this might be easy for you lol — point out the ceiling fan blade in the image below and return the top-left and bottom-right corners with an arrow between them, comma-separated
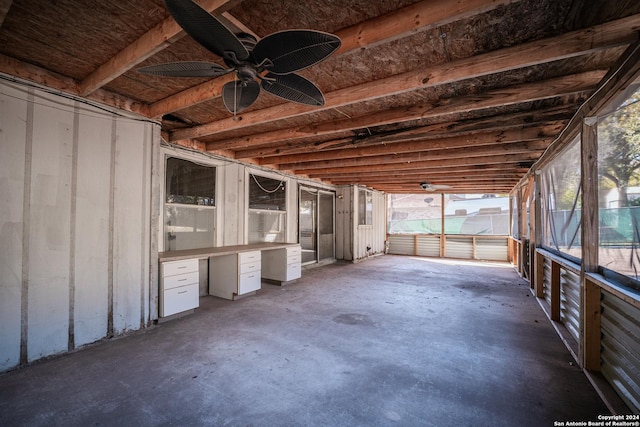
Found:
252,30 -> 341,75
222,80 -> 260,113
164,0 -> 249,62
137,62 -> 230,77
261,73 -> 325,106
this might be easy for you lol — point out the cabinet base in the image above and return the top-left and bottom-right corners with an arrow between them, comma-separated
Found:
262,278 -> 299,286
156,308 -> 195,323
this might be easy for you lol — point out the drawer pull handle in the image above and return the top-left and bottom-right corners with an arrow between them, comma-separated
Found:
248,275 -> 255,279
178,290 -> 187,294
178,278 -> 187,282
178,266 -> 187,269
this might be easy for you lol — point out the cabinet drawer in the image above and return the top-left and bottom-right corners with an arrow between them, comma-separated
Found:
286,246 -> 301,257
163,271 -> 199,291
162,259 -> 198,277
238,271 -> 261,295
286,254 -> 302,265
239,250 -> 261,264
286,262 -> 302,281
239,261 -> 260,275
161,283 -> 199,317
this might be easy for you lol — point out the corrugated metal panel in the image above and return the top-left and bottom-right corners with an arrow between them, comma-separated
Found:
446,237 -> 473,259
543,257 -> 552,306
416,236 -> 440,257
601,291 -> 640,413
560,267 -> 580,343
475,238 -> 508,261
388,235 -> 414,255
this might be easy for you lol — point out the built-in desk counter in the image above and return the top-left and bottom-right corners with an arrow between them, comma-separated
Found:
158,243 -> 302,316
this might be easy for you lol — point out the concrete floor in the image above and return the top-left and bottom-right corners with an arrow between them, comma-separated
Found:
1,255 -> 608,426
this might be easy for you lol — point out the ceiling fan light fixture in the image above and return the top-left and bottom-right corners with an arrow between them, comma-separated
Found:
137,0 -> 341,114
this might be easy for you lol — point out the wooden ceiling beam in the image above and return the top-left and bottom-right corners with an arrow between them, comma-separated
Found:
77,0 -> 237,96
278,140 -> 550,171
208,70 -> 601,152
233,107 -> 574,159
329,173 -> 525,182
174,14 -> 640,142
292,152 -> 540,176
0,53 -> 148,116
258,124 -> 562,166
311,165 -> 530,179
148,0 -> 514,117
371,186 -> 514,194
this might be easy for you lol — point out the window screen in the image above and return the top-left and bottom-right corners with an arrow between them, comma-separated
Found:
166,157 -> 216,206
249,174 -> 286,211
540,137 -> 582,258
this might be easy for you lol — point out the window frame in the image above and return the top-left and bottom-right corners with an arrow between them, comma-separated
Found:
161,152 -> 219,252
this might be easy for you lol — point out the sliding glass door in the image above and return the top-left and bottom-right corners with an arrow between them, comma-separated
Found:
299,187 -> 335,264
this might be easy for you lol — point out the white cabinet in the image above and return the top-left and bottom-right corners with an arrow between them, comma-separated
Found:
160,259 -> 199,317
209,250 -> 262,300
262,245 -> 302,283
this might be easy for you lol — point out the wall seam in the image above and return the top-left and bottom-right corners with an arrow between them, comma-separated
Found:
20,89 -> 34,365
68,103 -> 79,351
140,124 -> 149,328
107,116 -> 116,337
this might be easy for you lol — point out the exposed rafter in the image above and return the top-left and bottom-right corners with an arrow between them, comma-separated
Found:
173,14 -> 640,142
147,0 -> 516,117
77,0 -> 238,96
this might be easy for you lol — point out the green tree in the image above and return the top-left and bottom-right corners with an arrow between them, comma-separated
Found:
598,90 -> 640,208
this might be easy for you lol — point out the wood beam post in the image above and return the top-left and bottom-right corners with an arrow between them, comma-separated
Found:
580,117 -> 600,370
551,261 -> 561,321
535,251 -> 545,298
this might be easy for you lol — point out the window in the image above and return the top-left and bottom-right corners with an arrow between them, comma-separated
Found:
443,194 -> 510,235
358,188 -> 373,226
387,194 -> 442,234
540,136 -> 582,259
248,174 -> 287,243
164,157 -> 216,251
597,83 -> 640,282
510,194 -> 520,239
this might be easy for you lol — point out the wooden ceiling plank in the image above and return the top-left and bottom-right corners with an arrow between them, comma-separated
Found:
174,14 -> 640,142
209,71 -> 601,152
149,0 -> 514,117
78,0 -> 237,96
277,140 -> 550,171
257,124 -> 562,165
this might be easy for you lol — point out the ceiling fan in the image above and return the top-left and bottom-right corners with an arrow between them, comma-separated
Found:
420,182 -> 453,191
138,0 -> 341,114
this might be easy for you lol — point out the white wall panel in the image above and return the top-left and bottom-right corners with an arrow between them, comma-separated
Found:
27,92 -> 73,361
0,83 -> 28,371
113,119 -> 149,333
0,80 -> 156,372
222,162 -> 244,246
73,110 -> 112,346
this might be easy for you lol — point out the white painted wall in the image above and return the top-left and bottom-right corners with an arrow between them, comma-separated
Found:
335,186 -> 387,262
0,79 -> 156,371
0,79 -> 389,372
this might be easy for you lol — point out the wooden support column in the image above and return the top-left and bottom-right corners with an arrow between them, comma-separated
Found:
581,117 -> 600,370
551,261 -> 561,321
440,194 -> 445,258
535,252 -> 545,298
